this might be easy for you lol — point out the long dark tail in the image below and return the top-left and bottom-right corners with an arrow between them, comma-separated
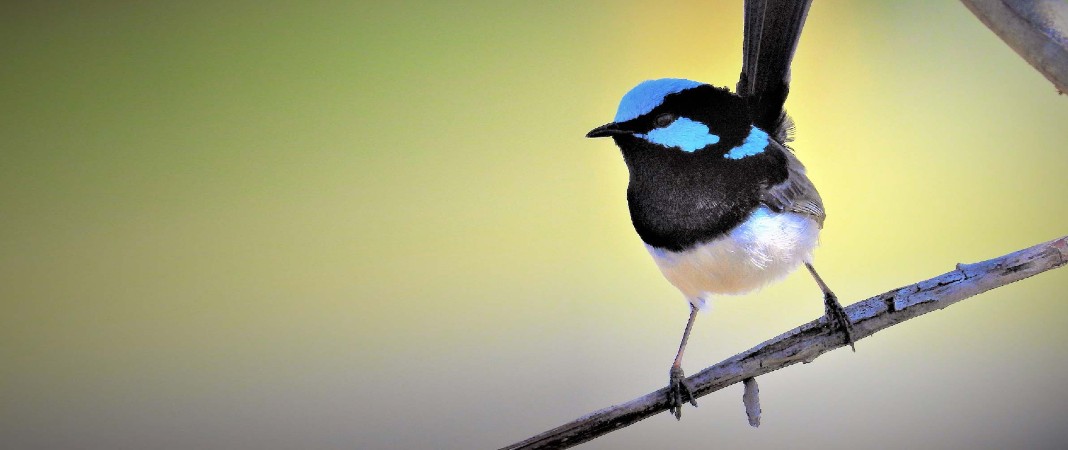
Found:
736,0 -> 813,141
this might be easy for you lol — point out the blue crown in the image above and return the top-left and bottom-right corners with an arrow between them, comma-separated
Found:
614,78 -> 703,122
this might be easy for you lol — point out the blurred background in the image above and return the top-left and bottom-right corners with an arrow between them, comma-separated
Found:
3,1 -> 1067,449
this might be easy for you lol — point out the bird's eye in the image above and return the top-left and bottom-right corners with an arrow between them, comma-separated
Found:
654,113 -> 676,127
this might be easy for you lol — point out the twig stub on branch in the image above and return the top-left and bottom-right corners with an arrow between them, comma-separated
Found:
500,236 -> 1068,450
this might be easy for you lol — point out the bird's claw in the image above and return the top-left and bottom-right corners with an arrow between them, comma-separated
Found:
668,366 -> 698,420
824,293 -> 856,351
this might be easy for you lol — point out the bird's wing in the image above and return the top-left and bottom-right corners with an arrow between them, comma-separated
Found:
736,0 -> 813,142
760,140 -> 826,227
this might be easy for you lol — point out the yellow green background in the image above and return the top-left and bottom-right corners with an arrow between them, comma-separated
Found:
3,1 -> 1067,448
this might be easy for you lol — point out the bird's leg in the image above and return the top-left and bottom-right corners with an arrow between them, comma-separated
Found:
668,303 -> 699,420
805,262 -> 855,351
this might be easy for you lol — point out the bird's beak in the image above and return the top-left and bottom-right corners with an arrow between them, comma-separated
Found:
586,122 -> 630,138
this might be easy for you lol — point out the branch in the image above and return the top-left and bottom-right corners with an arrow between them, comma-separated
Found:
960,0 -> 1068,93
501,236 -> 1068,450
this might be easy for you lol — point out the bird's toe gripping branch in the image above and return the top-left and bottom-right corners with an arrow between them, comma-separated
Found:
667,366 -> 698,420
824,292 -> 856,351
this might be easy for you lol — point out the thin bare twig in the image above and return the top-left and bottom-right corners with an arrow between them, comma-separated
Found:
501,236 -> 1068,450
960,0 -> 1068,93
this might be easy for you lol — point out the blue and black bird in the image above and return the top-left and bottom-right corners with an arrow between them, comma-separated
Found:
586,0 -> 854,419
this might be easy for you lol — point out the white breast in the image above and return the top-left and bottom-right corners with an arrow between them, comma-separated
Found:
646,206 -> 820,309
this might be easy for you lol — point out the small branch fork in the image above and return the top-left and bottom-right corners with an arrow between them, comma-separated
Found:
501,236 -> 1068,450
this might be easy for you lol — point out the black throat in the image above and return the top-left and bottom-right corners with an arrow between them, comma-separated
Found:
617,134 -> 788,252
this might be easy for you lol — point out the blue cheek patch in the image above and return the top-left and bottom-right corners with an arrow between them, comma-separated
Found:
724,127 -> 770,159
614,78 -> 703,122
637,118 -> 721,152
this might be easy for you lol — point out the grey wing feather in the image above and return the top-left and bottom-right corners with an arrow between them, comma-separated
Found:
760,140 -> 826,227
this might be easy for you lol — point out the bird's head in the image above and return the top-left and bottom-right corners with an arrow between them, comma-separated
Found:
587,78 -> 765,160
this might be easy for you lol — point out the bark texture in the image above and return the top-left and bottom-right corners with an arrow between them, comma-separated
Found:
501,236 -> 1068,450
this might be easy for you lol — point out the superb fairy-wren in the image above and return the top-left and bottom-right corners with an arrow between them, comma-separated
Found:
586,0 -> 854,419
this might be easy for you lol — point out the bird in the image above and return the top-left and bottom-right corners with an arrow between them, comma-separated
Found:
585,0 -> 854,420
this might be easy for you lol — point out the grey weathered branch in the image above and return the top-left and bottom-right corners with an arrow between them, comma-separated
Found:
501,236 -> 1068,450
960,0 -> 1068,93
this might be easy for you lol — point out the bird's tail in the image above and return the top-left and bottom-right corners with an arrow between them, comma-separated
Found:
736,0 -> 813,141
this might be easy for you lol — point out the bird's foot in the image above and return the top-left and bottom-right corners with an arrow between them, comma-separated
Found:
668,366 -> 698,420
824,292 -> 856,351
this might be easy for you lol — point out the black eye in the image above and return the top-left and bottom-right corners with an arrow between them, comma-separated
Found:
654,113 -> 676,127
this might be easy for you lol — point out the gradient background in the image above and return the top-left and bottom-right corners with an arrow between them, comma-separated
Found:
3,1 -> 1068,449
